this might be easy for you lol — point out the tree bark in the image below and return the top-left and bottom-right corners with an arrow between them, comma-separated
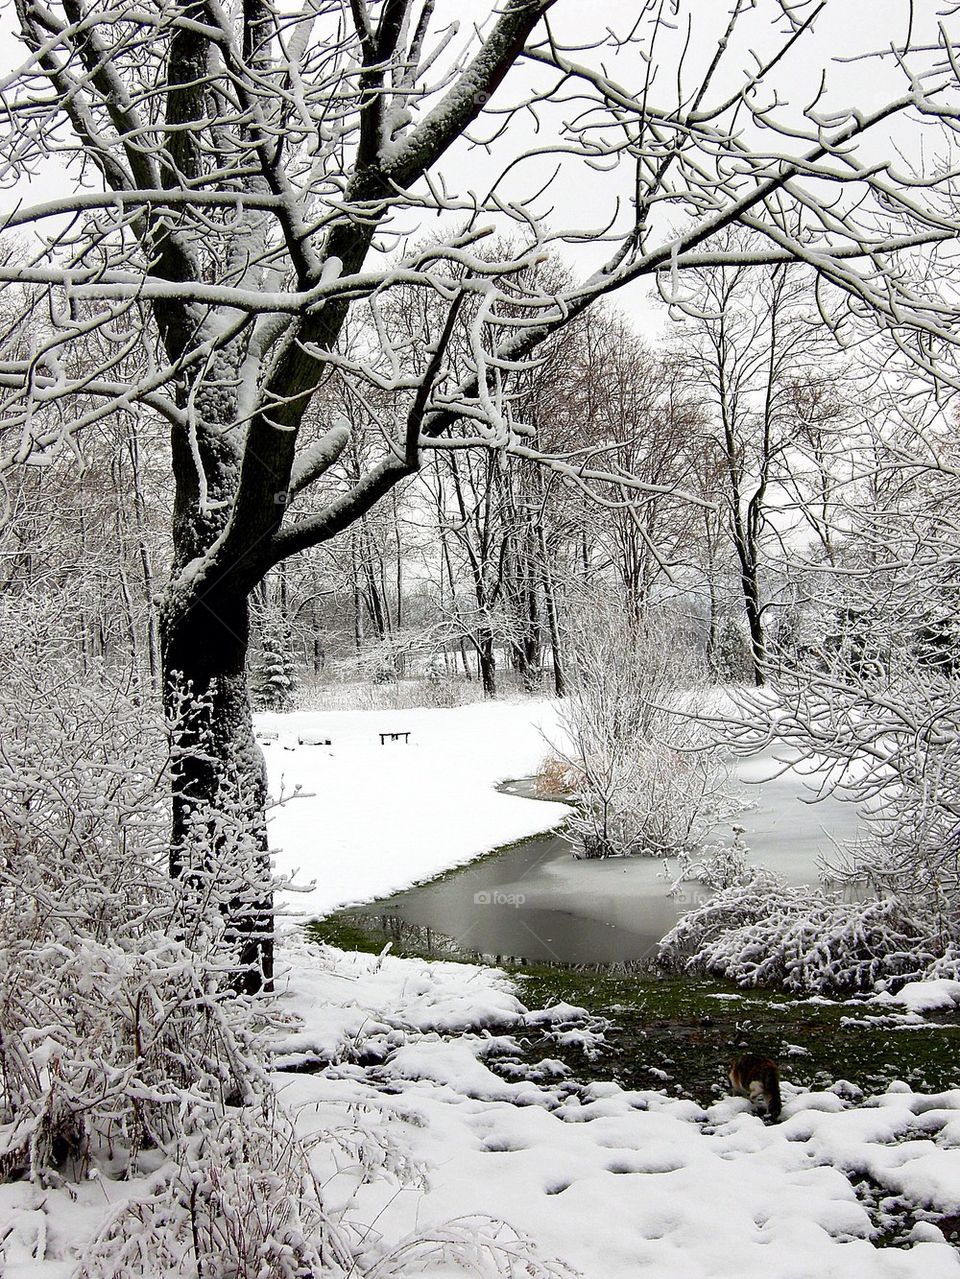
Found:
519,527 -> 541,691
741,565 -> 767,687
538,524 -> 564,696
161,585 -> 273,993
477,627 -> 497,697
125,420 -> 161,688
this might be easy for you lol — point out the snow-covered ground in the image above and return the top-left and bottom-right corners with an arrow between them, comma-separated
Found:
8,934 -> 960,1276
258,700 -> 569,915
6,699 -> 960,1277
254,701 -> 960,1275
273,938 -> 960,1279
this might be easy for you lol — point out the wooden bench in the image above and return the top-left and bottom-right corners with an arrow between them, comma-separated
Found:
379,731 -> 411,745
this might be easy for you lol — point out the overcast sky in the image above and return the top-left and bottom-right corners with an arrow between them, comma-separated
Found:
0,1 -> 954,340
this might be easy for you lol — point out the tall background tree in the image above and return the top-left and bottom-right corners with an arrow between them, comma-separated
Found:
673,249 -> 841,684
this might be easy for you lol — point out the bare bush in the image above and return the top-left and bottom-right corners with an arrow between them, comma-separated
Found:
659,871 -> 937,995
79,1100 -> 352,1279
671,827 -> 753,893
533,756 -> 576,800
556,597 -> 735,858
361,1216 -> 574,1279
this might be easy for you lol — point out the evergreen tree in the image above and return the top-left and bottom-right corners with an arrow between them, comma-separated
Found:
252,614 -> 295,712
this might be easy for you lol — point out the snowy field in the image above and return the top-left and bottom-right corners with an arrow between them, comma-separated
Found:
266,937 -> 960,1279
7,933 -> 960,1276
5,700 -> 960,1276
258,700 -> 570,915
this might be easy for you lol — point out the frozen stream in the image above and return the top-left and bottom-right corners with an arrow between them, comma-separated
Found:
337,749 -> 866,966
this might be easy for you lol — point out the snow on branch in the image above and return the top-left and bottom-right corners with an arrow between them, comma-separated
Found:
289,416 -> 351,494
3,0 -> 960,595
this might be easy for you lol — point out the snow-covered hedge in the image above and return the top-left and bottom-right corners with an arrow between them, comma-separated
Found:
659,870 -> 937,994
557,597 -> 735,858
0,665 -> 356,1276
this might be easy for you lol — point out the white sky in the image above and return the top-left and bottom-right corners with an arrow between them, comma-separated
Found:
0,1 -> 954,341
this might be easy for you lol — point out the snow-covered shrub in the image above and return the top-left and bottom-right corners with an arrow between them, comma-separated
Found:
711,615 -> 753,683
557,595 -> 735,858
0,664 -> 262,1178
0,932 -> 259,1181
0,687 -> 170,945
659,870 -> 935,994
251,610 -> 296,711
360,1216 -> 574,1279
567,733 -> 734,859
671,826 -> 752,891
660,867 -> 793,955
0,656 -> 361,1274
80,1099 -> 352,1279
916,942 -> 960,983
423,657 -> 463,707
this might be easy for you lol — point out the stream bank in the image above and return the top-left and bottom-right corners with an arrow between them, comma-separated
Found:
308,910 -> 960,1106
313,749 -> 868,971
307,754 -> 958,1104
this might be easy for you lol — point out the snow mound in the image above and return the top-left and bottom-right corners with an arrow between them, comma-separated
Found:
879,979 -> 960,1014
524,1001 -> 590,1026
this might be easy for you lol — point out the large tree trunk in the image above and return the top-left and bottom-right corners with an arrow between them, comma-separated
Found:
161,585 -> 273,993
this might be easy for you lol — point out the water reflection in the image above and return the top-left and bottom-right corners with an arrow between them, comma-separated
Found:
332,749 -> 866,967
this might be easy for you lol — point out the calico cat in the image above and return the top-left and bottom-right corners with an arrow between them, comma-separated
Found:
729,1054 -> 782,1121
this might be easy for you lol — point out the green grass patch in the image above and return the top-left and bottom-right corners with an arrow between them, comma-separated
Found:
308,909 -> 960,1106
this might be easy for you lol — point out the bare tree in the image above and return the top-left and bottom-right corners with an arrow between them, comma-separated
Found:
556,591 -> 734,859
673,252 -> 840,683
3,0 -> 960,986
734,396 -> 960,921
0,400 -> 167,681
